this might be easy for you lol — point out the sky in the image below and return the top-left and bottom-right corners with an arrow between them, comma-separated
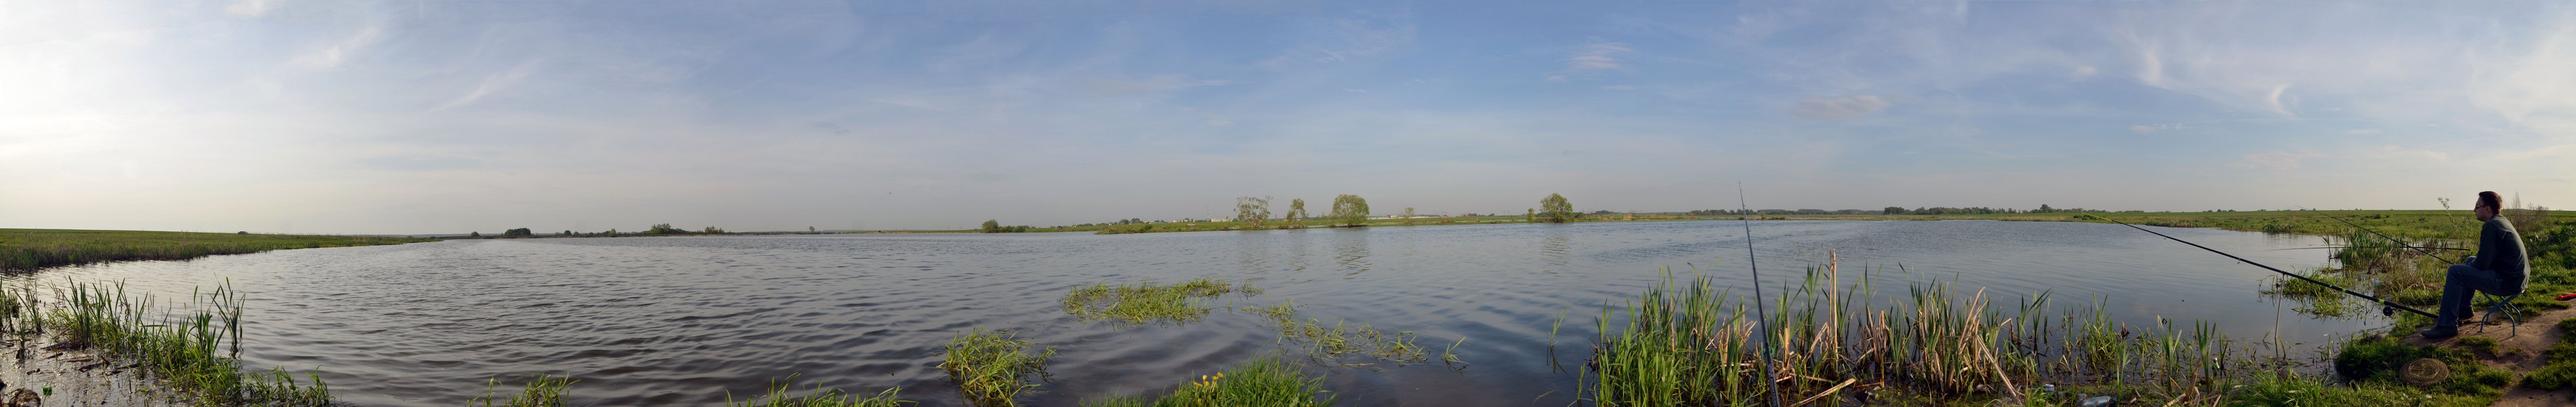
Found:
4,1 -> 2574,234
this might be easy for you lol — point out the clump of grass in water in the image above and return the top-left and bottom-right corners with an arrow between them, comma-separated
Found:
1061,277 -> 1246,325
725,374 -> 910,407
1075,357 -> 1333,407
1243,301 -> 1429,366
940,328 -> 1056,406
469,374 -> 577,407
2326,229 -> 2406,273
34,278 -> 334,406
2259,269 -> 2360,317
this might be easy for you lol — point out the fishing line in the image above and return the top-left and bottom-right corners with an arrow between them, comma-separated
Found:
2082,213 -> 2436,318
1736,182 -> 1786,407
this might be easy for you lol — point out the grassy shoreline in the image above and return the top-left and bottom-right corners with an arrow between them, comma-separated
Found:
1,229 -> 433,270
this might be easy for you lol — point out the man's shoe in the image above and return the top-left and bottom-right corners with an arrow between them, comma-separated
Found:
2420,326 -> 2459,339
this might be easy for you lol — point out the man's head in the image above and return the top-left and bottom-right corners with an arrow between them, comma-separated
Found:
2476,191 -> 2502,220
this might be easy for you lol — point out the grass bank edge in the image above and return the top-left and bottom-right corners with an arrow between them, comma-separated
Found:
0,229 -> 434,271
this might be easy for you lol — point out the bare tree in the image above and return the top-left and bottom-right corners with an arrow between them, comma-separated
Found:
1402,207 -> 1417,225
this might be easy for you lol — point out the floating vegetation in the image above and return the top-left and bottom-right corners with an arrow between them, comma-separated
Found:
0,229 -> 431,270
1580,257 -> 2493,406
940,328 -> 1056,406
1243,301 -> 1431,367
468,374 -> 577,407
725,374 -> 911,407
1075,357 -> 1333,407
1062,278 -> 1249,325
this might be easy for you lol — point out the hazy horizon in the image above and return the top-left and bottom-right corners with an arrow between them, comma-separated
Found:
7,1 -> 2573,235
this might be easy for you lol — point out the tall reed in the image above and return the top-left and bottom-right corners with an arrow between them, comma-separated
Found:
31,279 -> 332,406
1585,254 -> 2301,406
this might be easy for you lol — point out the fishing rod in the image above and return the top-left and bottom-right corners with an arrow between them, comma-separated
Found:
2267,246 -> 2466,252
1737,182 -> 1786,407
2082,213 -> 2436,318
2300,208 -> 2461,265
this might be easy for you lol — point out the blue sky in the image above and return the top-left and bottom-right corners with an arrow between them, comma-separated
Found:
4,1 -> 2573,233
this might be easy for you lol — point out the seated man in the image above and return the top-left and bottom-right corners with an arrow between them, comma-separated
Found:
2423,191 -> 2530,338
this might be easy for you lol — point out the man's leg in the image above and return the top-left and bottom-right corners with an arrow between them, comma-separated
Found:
2429,265 -> 2505,338
2440,265 -> 2472,327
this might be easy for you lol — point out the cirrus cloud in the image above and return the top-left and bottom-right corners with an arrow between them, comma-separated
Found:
1788,95 -> 1891,119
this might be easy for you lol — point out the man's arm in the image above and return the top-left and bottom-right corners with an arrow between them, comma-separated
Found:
2472,220 -> 2501,270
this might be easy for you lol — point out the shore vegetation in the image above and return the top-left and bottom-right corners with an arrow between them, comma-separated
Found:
0,229 -> 430,270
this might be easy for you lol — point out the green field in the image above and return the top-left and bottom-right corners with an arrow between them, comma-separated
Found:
0,229 -> 434,270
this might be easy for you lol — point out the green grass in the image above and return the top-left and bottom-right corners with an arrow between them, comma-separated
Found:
22,279 -> 334,406
939,329 -> 1056,406
1075,357 -> 1332,407
2332,334 -> 2512,398
1578,258 -> 2493,407
469,374 -> 577,407
2261,269 -> 2362,317
0,229 -> 431,270
725,374 -> 911,407
1242,301 -> 1429,367
1062,278 -> 1248,325
2514,319 -> 2576,390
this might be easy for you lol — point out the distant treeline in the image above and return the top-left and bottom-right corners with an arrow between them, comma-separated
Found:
465,222 -> 725,238
1683,204 -> 2123,216
981,220 -> 1033,233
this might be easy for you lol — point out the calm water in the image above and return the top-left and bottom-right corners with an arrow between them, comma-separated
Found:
14,220 -> 2383,406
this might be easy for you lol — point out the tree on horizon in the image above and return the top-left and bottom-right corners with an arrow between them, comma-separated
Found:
1540,193 -> 1575,223
1235,196 -> 1272,228
1330,194 -> 1369,227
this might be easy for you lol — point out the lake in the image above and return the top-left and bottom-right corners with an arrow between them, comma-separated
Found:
10,220 -> 2383,406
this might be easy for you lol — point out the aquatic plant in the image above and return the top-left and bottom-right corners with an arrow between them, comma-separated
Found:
725,374 -> 910,407
1075,357 -> 1332,407
940,328 -> 1056,406
33,279 -> 334,406
1061,278 -> 1246,325
1572,254 -> 2493,406
468,374 -> 577,407
1244,301 -> 1428,366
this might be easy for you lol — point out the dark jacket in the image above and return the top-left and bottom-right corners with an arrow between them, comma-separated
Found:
2472,217 -> 2529,294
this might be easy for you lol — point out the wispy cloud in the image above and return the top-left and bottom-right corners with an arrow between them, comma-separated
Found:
1256,10 -> 1417,69
2131,123 -> 2188,134
2234,150 -> 2320,170
434,60 -> 542,111
287,26 -> 382,71
7,1 -> 2576,232
1788,95 -> 1891,119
